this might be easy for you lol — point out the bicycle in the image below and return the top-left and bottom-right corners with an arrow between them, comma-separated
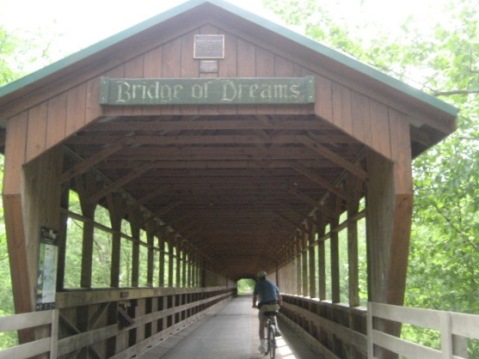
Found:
263,311 -> 278,358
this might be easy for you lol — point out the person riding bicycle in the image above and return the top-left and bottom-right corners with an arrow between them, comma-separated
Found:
252,271 -> 282,353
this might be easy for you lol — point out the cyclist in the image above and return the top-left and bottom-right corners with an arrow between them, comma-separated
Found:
252,271 -> 283,353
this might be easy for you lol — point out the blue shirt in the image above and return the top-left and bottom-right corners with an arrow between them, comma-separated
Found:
254,279 -> 280,304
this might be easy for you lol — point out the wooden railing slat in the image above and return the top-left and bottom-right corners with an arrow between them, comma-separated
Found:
369,302 -> 479,359
0,337 -> 51,359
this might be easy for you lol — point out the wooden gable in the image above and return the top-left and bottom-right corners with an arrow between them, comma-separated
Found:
0,0 -> 458,283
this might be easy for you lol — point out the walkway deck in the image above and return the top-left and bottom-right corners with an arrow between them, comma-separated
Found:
138,295 -> 320,359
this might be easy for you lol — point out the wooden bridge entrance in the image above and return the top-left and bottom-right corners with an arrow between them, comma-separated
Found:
0,0 -> 458,358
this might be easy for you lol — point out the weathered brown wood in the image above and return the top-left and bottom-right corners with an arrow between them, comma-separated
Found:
3,113 -> 27,194
46,92 -> 68,153
332,83 -> 353,135
317,222 -> 326,301
301,227 -> 309,297
308,215 -> 317,298
351,91 -> 372,148
348,201 -> 360,307
330,216 -> 340,303
25,103 -> 48,161
295,238 -> 302,295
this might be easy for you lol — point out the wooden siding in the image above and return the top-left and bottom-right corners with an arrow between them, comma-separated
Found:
3,24 -> 423,168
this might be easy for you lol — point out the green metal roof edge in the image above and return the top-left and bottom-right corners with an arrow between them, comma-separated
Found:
0,0 -> 459,117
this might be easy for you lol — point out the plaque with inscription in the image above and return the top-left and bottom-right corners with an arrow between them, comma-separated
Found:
194,34 -> 225,59
199,60 -> 219,73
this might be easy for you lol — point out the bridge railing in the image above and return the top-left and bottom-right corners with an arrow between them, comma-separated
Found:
0,309 -> 58,359
368,302 -> 479,359
0,286 -> 234,358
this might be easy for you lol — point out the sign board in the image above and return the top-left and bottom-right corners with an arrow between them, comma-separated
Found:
100,77 -> 315,106
36,227 -> 58,310
194,34 -> 225,59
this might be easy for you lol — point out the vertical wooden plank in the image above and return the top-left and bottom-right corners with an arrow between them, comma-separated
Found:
3,195 -> 32,314
66,82 -> 87,136
301,229 -> 309,297
85,77 -> 103,125
143,47 -> 163,77
318,224 -> 326,300
308,215 -> 317,298
387,109 -> 413,307
369,101 -> 392,159
4,113 -> 28,194
168,234 -> 174,287
389,109 -> 413,194
220,31 -> 238,77
49,309 -> 59,359
295,238 -> 302,295
158,231 -> 165,287
330,217 -> 340,303
332,83 -> 353,135
56,185 -> 69,292
366,151 -> 394,304
348,201 -> 360,307
218,31 -> 238,115
131,226 -> 140,288
181,30 -> 201,115
46,92 -> 67,150
176,242 -> 182,287
351,91 -> 372,147
182,251 -> 188,287
367,302 -> 374,359
25,103 -> 48,162
314,75 -> 333,121
77,177 -> 97,289
237,38 -> 256,114
146,229 -> 155,287
161,38 -> 182,115
107,194 -> 124,288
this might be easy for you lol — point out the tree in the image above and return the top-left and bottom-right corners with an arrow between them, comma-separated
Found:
262,0 -> 479,353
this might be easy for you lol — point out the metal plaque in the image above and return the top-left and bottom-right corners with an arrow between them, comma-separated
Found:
194,34 -> 225,59
199,60 -> 219,73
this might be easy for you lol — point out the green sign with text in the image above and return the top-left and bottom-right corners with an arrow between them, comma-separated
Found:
100,77 -> 315,106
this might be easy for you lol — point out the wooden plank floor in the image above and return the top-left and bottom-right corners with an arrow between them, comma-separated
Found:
137,294 -> 320,359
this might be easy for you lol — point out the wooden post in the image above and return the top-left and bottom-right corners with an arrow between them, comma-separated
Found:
159,227 -> 166,287
330,216 -> 340,304
308,215 -> 317,298
301,226 -> 309,298
76,174 -> 98,289
107,193 -> 126,288
295,236 -> 302,295
317,222 -> 326,301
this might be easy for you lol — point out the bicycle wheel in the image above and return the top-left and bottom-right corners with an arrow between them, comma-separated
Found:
268,323 -> 276,358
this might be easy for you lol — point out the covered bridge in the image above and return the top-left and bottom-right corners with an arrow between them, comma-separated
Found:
0,0 -> 458,358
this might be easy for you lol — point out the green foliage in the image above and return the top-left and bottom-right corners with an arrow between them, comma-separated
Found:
263,0 -> 479,353
237,278 -> 255,294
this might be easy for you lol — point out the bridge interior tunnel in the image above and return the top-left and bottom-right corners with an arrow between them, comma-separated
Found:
59,113 -> 368,285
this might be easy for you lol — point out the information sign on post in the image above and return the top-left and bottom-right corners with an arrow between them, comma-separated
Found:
36,227 -> 59,310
